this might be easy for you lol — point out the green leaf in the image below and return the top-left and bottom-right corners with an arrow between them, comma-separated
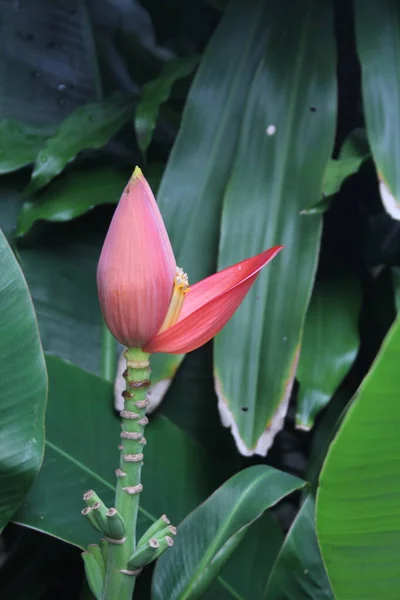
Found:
322,129 -> 370,200
392,266 -> 400,313
151,465 -> 305,600
205,513 -> 283,600
339,128 -> 369,160
0,230 -> 47,531
17,169 -> 130,237
151,0 -> 277,400
14,355 -> 223,548
300,197 -> 331,216
301,128 -> 370,214
316,315 -> 400,599
0,120 -> 54,175
214,0 -> 336,455
20,225 -> 103,376
26,94 -> 133,193
306,389 -> 352,493
296,278 -> 361,430
322,156 -> 367,199
265,496 -> 333,600
0,0 -> 101,125
135,54 -> 199,155
17,161 -> 164,238
355,0 -> 400,219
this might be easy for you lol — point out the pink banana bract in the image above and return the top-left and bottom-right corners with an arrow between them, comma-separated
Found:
97,167 -> 283,354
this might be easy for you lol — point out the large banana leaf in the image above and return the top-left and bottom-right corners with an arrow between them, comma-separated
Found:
0,230 -> 47,531
355,0 -> 400,219
214,0 -> 336,454
316,316 -> 400,599
152,465 -> 305,600
15,355 -> 225,547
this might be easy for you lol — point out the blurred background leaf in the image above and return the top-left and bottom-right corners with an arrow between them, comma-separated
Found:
17,169 -> 130,236
265,496 -> 333,600
296,278 -> 361,430
0,120 -> 54,175
25,94 -> 134,193
135,54 -> 199,156
204,513 -> 284,600
0,0 -> 101,125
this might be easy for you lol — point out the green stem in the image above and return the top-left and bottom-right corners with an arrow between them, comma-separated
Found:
100,321 -> 117,383
102,347 -> 150,600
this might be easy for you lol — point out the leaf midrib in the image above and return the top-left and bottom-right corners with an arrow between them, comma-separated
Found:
178,471 -> 270,600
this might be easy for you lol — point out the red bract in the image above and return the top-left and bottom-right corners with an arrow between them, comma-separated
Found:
97,167 -> 283,354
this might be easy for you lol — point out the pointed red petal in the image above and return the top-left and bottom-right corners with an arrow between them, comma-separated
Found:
97,168 -> 176,347
144,246 -> 283,354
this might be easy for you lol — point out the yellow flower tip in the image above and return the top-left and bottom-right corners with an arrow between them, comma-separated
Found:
158,267 -> 189,333
131,166 -> 143,181
175,267 -> 190,292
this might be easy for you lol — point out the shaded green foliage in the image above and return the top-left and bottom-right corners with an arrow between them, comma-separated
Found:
0,0 -> 399,598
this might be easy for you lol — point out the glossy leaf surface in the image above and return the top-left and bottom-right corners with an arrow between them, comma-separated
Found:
152,465 -> 305,600
317,316 -> 400,599
265,496 -> 333,600
0,230 -> 47,531
296,279 -> 361,429
214,0 -> 336,455
15,356 -> 222,548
